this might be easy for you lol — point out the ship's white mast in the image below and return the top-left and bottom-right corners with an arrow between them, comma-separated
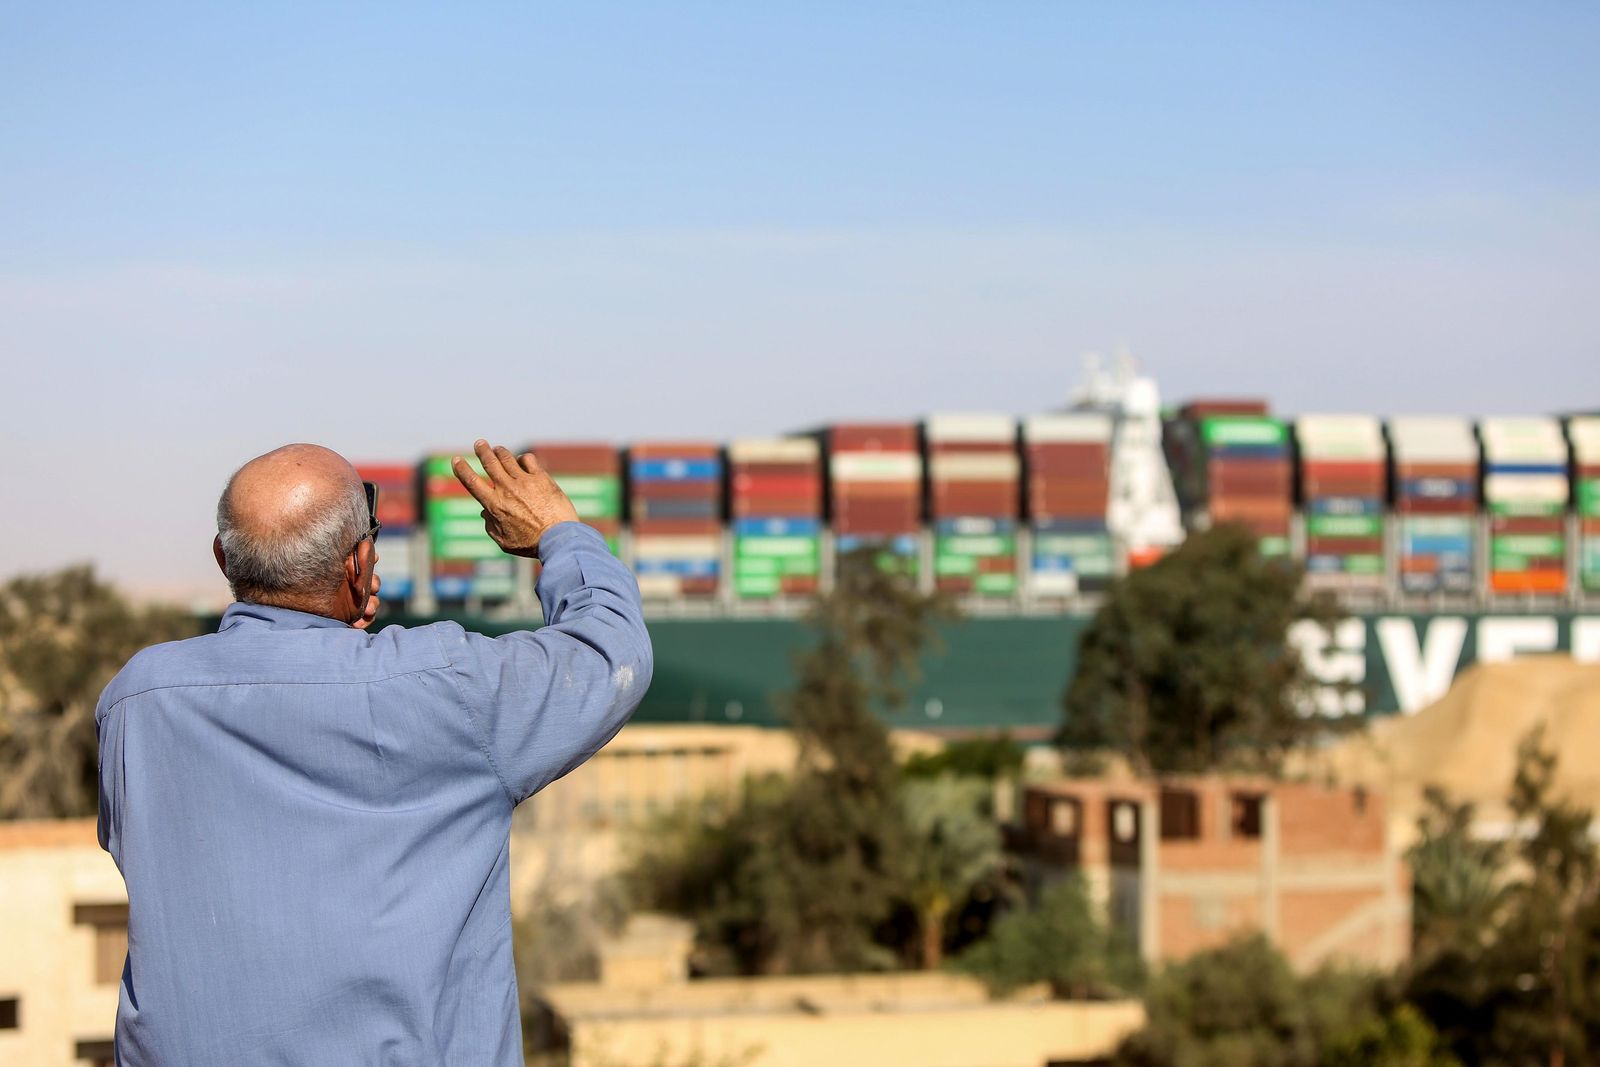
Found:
1073,350 -> 1185,563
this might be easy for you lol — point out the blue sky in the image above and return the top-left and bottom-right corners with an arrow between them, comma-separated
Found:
1,3 -> 1596,595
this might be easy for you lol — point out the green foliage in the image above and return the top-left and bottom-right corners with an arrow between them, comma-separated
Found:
902,732 -> 1025,782
1407,787 -> 1507,962
957,876 -> 1143,999
1406,726 -> 1600,1067
627,549 -> 952,974
1321,1005 -> 1460,1067
1113,935 -> 1413,1067
0,565 -> 197,819
900,776 -> 1002,969
1060,524 -> 1345,776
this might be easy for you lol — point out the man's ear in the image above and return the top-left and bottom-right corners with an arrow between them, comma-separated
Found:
213,536 -> 228,578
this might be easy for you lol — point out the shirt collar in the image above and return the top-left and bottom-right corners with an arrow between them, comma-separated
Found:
219,602 -> 352,632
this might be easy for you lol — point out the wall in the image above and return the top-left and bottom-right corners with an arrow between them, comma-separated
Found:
0,821 -> 124,1067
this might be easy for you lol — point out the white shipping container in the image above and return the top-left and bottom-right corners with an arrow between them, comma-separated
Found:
929,453 -> 1021,481
1480,417 -> 1567,463
1483,473 -> 1570,504
923,412 -> 1016,443
1295,414 -> 1385,459
1566,417 -> 1600,463
831,453 -> 922,481
727,437 -> 819,463
632,535 -> 723,560
1022,413 -> 1112,444
636,575 -> 685,598
1028,571 -> 1080,596
1388,416 -> 1479,463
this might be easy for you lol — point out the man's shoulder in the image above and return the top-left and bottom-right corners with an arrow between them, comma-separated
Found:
97,632 -> 219,717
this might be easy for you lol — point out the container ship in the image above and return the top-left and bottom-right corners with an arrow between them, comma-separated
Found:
358,356 -> 1600,738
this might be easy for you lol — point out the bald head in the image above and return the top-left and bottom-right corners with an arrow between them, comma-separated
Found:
217,444 -> 369,607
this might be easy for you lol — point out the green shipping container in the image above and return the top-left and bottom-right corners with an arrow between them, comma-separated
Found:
1343,554 -> 1386,575
936,535 -> 1017,558
1578,479 -> 1600,516
736,575 -> 783,597
1306,514 -> 1384,539
553,475 -> 622,519
735,536 -> 820,560
1492,534 -> 1566,558
1488,499 -> 1566,519
1200,416 -> 1288,448
975,573 -> 1018,595
1259,536 -> 1291,557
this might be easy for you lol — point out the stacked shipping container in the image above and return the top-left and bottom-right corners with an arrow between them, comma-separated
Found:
1568,417 -> 1600,594
527,443 -> 622,554
424,454 -> 515,601
1480,418 -> 1569,597
925,414 -> 1020,596
1022,413 -> 1116,596
828,424 -> 922,574
728,438 -> 824,599
1167,402 -> 1292,556
354,463 -> 419,602
1388,417 -> 1479,597
630,443 -> 722,599
1294,416 -> 1387,593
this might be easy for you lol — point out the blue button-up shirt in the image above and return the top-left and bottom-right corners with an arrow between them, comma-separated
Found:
96,522 -> 651,1066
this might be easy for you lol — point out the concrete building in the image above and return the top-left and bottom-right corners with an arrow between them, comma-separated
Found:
539,972 -> 1142,1067
1010,776 -> 1410,972
0,819 -> 123,1067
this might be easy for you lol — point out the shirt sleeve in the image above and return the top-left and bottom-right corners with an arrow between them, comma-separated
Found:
443,522 -> 653,804
96,692 -> 127,863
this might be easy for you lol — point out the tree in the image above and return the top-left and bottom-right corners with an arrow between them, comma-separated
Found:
1060,524 -> 1345,776
958,876 -> 1143,999
626,548 -> 951,974
900,776 -> 1002,969
0,566 -> 197,819
902,732 -> 1025,782
1321,1005 -> 1460,1067
1404,728 -> 1600,1067
1407,787 -> 1507,963
1111,934 -> 1445,1067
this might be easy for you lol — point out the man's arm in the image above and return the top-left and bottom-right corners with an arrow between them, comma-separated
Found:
444,440 -> 653,802
95,692 -> 126,862
446,522 -> 652,801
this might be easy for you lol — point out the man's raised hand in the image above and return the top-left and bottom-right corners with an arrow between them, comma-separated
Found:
451,440 -> 581,558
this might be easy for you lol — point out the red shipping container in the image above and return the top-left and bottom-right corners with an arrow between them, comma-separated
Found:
1397,498 -> 1477,515
1397,462 -> 1478,479
733,497 -> 819,518
1181,399 -> 1270,417
630,518 -> 722,536
526,444 -> 619,473
928,440 -> 1016,455
678,576 -> 720,596
1307,536 -> 1385,555
632,480 -> 720,501
780,576 -> 820,595
830,424 -> 919,451
1302,460 -> 1384,480
1491,516 -> 1564,535
933,487 -> 1019,518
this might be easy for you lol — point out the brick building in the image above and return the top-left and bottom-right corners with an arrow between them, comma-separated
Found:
1010,776 -> 1410,972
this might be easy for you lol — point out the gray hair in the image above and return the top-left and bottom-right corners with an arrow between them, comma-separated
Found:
217,476 -> 369,605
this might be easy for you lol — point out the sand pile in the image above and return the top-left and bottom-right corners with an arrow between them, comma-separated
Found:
1302,656 -> 1600,839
